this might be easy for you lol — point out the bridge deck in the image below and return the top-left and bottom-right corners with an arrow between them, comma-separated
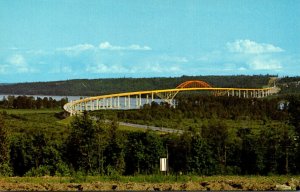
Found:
64,86 -> 278,115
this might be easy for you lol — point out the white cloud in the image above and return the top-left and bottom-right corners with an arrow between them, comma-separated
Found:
227,39 -> 284,54
9,47 -> 19,50
0,64 -> 8,73
238,67 -> 247,71
8,54 -> 25,65
248,57 -> 282,70
57,44 -> 95,55
160,55 -> 188,63
99,41 -> 151,51
57,42 -> 151,56
86,63 -> 134,74
26,49 -> 48,55
7,54 -> 30,73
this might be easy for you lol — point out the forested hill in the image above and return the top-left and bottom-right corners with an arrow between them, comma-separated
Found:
0,75 -> 278,96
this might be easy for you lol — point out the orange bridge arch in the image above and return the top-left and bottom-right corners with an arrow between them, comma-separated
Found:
176,80 -> 212,89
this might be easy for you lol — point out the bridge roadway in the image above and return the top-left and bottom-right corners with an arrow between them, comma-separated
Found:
119,122 -> 184,134
64,80 -> 278,116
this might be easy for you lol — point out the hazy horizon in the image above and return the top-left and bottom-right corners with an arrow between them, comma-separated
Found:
1,0 -> 299,83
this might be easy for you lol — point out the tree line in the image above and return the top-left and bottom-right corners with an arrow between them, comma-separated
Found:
101,95 -> 289,130
0,95 -> 300,176
0,95 -> 68,109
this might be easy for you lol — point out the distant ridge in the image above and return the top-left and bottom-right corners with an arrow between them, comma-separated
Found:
0,75 -> 298,96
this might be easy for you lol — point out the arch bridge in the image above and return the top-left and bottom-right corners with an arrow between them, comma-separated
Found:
64,80 -> 278,115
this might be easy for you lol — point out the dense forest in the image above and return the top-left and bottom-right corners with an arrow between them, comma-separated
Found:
1,95 -> 300,176
0,75 -> 274,96
0,96 -> 68,109
1,75 -> 299,96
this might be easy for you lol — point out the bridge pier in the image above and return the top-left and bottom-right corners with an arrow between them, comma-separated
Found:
146,94 -> 149,104
139,94 -> 142,107
128,95 -> 131,109
152,92 -> 154,102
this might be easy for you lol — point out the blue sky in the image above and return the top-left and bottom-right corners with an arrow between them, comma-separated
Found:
0,0 -> 299,83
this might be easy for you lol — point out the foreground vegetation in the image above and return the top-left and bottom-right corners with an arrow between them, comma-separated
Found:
0,94 -> 300,178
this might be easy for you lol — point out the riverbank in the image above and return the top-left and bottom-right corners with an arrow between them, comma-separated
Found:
1,175 -> 300,191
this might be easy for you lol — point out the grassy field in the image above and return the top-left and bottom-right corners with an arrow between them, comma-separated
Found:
2,108 -> 62,114
1,108 -> 146,135
0,175 -> 299,191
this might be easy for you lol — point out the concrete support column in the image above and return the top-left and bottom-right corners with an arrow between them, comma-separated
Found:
114,97 -> 117,108
128,95 -> 131,109
124,97 -> 127,108
117,97 -> 120,109
110,97 -> 113,109
136,95 -> 138,107
146,94 -> 149,104
151,92 -> 154,102
105,99 -> 108,108
139,94 -> 142,107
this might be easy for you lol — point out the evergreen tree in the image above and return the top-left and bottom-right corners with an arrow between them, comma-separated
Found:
104,119 -> 125,174
187,134 -> 216,175
65,112 -> 97,172
0,114 -> 12,176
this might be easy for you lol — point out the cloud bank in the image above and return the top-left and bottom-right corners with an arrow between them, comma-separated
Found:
99,42 -> 151,51
56,42 -> 152,55
227,39 -> 284,54
1,38 -> 298,82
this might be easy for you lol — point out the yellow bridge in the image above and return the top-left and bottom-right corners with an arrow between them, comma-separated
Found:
63,80 -> 279,115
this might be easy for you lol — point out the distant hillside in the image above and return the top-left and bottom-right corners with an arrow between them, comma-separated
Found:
0,75 -> 275,96
277,76 -> 300,95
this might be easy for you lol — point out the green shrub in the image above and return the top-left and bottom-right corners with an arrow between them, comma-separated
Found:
55,162 -> 71,176
25,165 -> 51,177
0,163 -> 13,176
